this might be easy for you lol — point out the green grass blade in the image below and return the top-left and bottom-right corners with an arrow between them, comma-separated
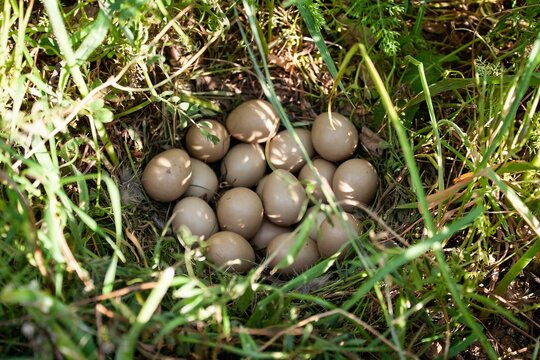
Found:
74,10 -> 111,63
486,169 -> 540,295
478,33 -> 540,169
438,333 -> 478,360
468,293 -> 527,330
41,0 -> 88,96
102,175 -> 124,249
0,0 -> 13,72
103,254 -> 119,295
433,249 -> 497,360
116,267 -> 175,359
358,43 -> 435,235
406,56 -> 444,194
291,0 -> 348,96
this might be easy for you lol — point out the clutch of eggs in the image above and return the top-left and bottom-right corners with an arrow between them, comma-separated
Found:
141,99 -> 378,276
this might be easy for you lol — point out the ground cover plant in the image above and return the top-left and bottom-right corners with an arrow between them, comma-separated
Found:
1,0 -> 539,358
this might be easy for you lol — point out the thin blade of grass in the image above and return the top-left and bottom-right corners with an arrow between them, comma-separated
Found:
478,33 -> 540,169
103,254 -> 119,295
437,333 -> 478,360
0,0 -> 13,71
289,0 -> 347,96
406,56 -> 444,195
74,10 -> 111,63
402,74 -> 540,111
358,43 -> 435,235
116,267 -> 175,359
41,0 -> 88,96
486,169 -> 540,295
469,293 -> 527,330
432,248 -> 497,360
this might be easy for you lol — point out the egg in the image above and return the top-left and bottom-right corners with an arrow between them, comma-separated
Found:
298,158 -> 337,203
184,158 -> 219,201
216,187 -> 264,239
266,232 -> 320,276
262,170 -> 307,226
250,219 -> 291,250
267,128 -> 315,172
141,149 -> 192,202
185,120 -> 230,163
332,159 -> 378,211
317,212 -> 361,259
255,174 -> 269,199
171,197 -> 218,239
220,143 -> 266,187
226,99 -> 280,143
207,231 -> 256,273
311,112 -> 358,162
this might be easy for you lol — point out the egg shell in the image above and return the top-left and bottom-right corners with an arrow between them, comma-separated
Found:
266,232 -> 320,276
317,212 -> 361,259
186,120 -> 230,163
267,128 -> 315,173
184,158 -> 219,201
221,143 -> 266,188
262,170 -> 307,226
207,231 -> 256,273
226,99 -> 280,143
217,187 -> 264,239
255,175 -> 269,199
250,219 -> 291,250
141,149 -> 192,202
298,158 -> 337,203
332,158 -> 378,211
311,112 -> 358,162
171,197 -> 218,240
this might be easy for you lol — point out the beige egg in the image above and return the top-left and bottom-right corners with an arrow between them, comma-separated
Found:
332,159 -> 378,211
255,175 -> 269,199
185,120 -> 230,163
184,158 -> 219,201
250,219 -> 291,250
298,158 -> 337,203
207,231 -> 256,273
317,212 -> 361,259
262,170 -> 307,226
311,112 -> 358,162
216,187 -> 264,239
171,197 -> 218,239
141,149 -> 192,202
267,129 -> 315,172
266,232 -> 320,276
226,99 -> 280,143
221,143 -> 266,187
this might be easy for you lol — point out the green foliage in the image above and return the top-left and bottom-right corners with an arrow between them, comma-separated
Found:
347,0 -> 405,56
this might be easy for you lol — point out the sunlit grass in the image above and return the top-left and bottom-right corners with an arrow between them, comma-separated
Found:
0,0 -> 539,358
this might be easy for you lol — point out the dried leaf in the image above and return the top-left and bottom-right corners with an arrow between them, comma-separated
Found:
359,126 -> 385,158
